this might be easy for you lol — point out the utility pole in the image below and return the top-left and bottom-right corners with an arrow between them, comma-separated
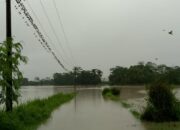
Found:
6,0 -> 13,112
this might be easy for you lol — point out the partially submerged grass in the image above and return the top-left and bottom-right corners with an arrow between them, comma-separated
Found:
102,87 -> 142,118
121,101 -> 131,108
130,109 -> 141,119
0,93 -> 74,130
143,122 -> 180,130
102,87 -> 120,100
120,101 -> 141,119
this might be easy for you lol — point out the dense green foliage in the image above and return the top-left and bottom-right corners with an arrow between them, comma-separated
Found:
102,87 -> 121,99
53,72 -> 74,85
75,68 -> 103,85
21,77 -> 54,86
55,67 -> 103,85
21,67 -> 103,86
141,82 -> 180,122
109,62 -> 180,85
0,93 -> 74,130
0,39 -> 27,111
143,122 -> 180,130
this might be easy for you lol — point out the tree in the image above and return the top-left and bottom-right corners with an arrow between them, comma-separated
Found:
34,77 -> 40,82
53,73 -> 74,85
21,78 -> 29,86
109,66 -> 128,85
53,67 -> 103,85
109,62 -> 180,85
0,40 -> 27,111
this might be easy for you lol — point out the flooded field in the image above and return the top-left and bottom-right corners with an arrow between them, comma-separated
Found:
17,86 -> 180,130
38,87 -> 144,130
19,86 -> 74,103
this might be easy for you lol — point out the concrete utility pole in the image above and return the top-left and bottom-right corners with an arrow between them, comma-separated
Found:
6,0 -> 13,112
6,0 -> 11,38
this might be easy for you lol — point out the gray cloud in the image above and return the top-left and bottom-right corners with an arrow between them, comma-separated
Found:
0,0 -> 180,80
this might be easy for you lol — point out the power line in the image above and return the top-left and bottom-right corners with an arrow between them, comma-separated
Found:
14,0 -> 68,71
25,0 -> 70,66
13,1 -> 49,52
52,0 -> 77,66
14,4 -> 49,52
39,0 -> 74,67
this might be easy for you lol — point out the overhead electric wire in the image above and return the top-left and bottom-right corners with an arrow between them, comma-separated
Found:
13,3 -> 49,52
52,0 -> 77,66
39,0 -> 74,67
25,0 -> 70,67
13,0 -> 69,71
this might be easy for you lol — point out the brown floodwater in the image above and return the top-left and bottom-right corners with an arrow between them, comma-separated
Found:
15,86 -> 180,130
38,87 -> 144,130
19,86 -> 74,103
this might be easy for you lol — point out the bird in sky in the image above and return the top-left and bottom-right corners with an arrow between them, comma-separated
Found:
162,29 -> 174,35
168,30 -> 173,35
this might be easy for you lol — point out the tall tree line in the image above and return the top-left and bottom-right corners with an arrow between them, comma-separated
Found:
22,67 -> 103,86
109,62 -> 180,85
53,67 -> 103,85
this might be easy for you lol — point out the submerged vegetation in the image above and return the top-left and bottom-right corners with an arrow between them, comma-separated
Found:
121,101 -> 131,108
143,122 -> 180,130
0,93 -> 74,130
102,88 -> 141,119
102,87 -> 121,100
141,81 -> 180,122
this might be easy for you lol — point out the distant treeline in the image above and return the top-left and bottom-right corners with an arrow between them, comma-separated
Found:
22,67 -> 103,86
21,77 -> 53,86
109,62 -> 180,85
22,62 -> 180,86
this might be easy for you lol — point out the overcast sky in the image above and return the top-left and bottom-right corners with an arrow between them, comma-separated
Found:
0,0 -> 180,80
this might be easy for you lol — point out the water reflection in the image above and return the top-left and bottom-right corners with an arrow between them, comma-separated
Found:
2,85 -> 180,130
19,86 -> 75,103
38,87 -> 144,130
120,86 -> 146,100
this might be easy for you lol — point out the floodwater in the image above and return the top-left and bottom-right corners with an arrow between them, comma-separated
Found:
16,86 -> 180,130
38,86 -> 144,130
19,86 -> 74,103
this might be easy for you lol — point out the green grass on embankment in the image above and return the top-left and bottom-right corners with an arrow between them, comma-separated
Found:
143,122 -> 180,130
0,93 -> 74,130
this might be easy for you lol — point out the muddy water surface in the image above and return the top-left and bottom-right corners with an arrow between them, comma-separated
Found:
14,86 -> 180,130
38,87 -> 144,130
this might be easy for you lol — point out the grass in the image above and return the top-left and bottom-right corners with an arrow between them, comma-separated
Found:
102,88 -> 142,119
102,87 -> 142,119
0,93 -> 74,130
102,87 -> 120,100
120,101 -> 141,119
143,122 -> 180,130
121,101 -> 131,108
130,109 -> 141,119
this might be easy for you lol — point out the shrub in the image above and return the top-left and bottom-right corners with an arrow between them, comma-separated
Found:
141,81 -> 180,122
111,88 -> 120,96
102,88 -> 111,96
102,87 -> 121,98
